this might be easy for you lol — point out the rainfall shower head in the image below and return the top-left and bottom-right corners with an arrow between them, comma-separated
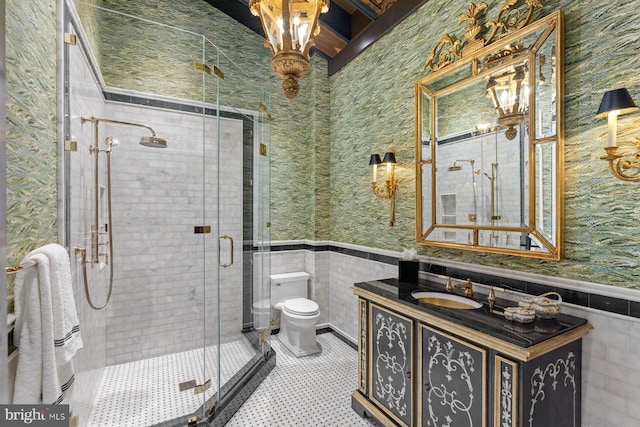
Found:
140,136 -> 167,149
448,159 -> 475,172
81,116 -> 168,149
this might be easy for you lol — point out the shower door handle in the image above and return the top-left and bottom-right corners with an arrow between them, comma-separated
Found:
219,235 -> 234,268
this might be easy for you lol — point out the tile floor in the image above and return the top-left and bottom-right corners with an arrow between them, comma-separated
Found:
226,332 -> 381,427
79,338 -> 256,427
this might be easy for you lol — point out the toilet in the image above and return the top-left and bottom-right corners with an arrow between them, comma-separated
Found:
271,272 -> 320,357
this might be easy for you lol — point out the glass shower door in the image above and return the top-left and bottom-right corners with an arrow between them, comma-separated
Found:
199,42 -> 272,420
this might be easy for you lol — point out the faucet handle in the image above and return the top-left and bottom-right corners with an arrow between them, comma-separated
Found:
488,286 -> 496,311
445,277 -> 453,292
464,279 -> 474,298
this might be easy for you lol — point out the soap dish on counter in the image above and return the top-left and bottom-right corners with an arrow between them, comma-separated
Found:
503,307 -> 536,324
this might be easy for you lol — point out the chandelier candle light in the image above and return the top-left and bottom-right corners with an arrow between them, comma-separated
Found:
250,0 -> 329,99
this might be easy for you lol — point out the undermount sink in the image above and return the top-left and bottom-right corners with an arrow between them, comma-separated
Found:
411,291 -> 483,310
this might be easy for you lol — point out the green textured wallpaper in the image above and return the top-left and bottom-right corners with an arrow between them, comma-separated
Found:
329,0 -> 640,288
89,0 -> 328,241
6,0 -> 57,309
7,0 -> 640,307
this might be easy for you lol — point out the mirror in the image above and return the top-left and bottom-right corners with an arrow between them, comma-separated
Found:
416,10 -> 563,259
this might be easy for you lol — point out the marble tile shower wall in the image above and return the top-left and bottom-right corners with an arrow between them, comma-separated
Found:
329,0 -> 640,288
66,31 -> 108,417
101,102 -> 244,365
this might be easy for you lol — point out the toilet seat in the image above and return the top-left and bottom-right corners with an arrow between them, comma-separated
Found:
283,298 -> 319,316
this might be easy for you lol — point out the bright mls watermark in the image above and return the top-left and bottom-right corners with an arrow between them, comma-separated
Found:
1,405 -> 69,426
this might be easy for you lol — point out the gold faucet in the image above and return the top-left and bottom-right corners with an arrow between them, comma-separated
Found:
462,279 -> 474,298
488,287 -> 496,311
445,277 -> 474,298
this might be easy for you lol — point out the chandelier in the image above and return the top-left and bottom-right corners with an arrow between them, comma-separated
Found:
250,0 -> 329,99
485,63 -> 530,140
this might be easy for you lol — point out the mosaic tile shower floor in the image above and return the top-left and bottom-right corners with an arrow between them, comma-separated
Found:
81,338 -> 256,427
226,333 -> 381,427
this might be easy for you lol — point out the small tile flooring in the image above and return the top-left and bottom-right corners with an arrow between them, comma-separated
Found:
226,332 -> 381,427
78,338 -> 256,427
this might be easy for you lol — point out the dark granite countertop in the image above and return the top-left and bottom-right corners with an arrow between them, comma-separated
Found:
354,278 -> 589,348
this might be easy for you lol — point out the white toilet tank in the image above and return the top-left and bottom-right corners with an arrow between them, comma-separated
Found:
270,272 -> 311,306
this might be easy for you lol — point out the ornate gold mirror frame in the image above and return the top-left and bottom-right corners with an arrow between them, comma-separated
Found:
415,2 -> 564,259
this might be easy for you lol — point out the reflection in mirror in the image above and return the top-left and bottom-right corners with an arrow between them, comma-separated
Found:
416,10 -> 563,259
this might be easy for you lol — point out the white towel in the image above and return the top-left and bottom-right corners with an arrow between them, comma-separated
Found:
13,244 -> 83,404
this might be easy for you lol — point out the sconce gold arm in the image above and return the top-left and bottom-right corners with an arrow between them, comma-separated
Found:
372,179 -> 398,226
601,142 -> 640,182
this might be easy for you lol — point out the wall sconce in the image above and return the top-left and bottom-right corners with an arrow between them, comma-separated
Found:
596,88 -> 639,181
369,152 -> 397,226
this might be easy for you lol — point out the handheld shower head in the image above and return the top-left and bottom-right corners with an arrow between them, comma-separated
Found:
105,136 -> 119,149
140,136 -> 167,149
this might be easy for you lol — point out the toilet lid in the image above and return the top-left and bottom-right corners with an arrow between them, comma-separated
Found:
283,298 -> 319,316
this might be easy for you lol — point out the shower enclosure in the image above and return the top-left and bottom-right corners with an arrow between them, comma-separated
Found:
60,2 -> 272,425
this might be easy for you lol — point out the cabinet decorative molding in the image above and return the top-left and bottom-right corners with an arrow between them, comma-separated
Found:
358,299 -> 368,393
495,356 -> 518,427
419,324 -> 486,427
528,351 -> 577,427
369,304 -> 413,426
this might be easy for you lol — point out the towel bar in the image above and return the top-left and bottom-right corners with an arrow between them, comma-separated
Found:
5,260 -> 37,275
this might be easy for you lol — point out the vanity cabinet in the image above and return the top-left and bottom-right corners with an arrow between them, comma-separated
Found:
352,279 -> 591,427
418,324 -> 486,426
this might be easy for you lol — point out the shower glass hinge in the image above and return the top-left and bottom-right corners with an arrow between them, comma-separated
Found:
258,103 -> 272,120
194,226 -> 211,234
187,415 -> 198,427
64,140 -> 77,151
193,379 -> 211,395
266,222 -> 271,228
208,404 -> 216,416
194,62 -> 211,75
259,143 -> 267,156
64,32 -> 77,45
212,65 -> 224,80
258,327 -> 271,345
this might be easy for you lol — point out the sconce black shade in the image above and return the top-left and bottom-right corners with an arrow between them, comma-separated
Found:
369,154 -> 382,165
382,152 -> 396,164
596,88 -> 638,118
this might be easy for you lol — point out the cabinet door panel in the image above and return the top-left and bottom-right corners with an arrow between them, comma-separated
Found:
370,304 -> 413,427
521,340 -> 581,427
418,324 -> 486,427
495,356 -> 518,427
358,298 -> 367,394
